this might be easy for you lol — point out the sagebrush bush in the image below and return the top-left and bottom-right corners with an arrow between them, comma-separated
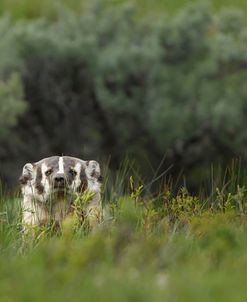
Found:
2,3 -> 247,187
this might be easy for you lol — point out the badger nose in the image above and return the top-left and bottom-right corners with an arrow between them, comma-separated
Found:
55,176 -> 64,182
54,175 -> 65,183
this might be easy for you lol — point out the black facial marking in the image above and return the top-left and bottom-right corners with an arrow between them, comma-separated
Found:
19,175 -> 29,186
63,159 -> 76,185
77,166 -> 88,193
35,166 -> 44,194
45,169 -> 53,176
69,168 -> 77,177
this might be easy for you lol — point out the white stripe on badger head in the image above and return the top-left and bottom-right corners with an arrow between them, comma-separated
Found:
58,157 -> 64,174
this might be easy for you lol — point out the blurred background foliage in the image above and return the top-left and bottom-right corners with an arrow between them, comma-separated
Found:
1,0 -> 247,189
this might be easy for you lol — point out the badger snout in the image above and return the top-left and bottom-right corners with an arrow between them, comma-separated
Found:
53,174 -> 65,189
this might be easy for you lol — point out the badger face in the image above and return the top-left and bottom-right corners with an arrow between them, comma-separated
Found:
19,156 -> 101,203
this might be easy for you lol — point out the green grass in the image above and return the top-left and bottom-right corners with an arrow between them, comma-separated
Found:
1,0 -> 247,20
1,163 -> 247,301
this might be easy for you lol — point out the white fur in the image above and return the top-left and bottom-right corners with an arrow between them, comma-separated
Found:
39,163 -> 51,202
58,157 -> 64,174
72,162 -> 82,191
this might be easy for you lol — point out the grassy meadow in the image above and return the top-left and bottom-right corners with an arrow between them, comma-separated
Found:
1,0 -> 247,301
1,162 -> 247,301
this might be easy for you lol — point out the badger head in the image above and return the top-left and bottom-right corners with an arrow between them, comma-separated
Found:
19,156 -> 102,203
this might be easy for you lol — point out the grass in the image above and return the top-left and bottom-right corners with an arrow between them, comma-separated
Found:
1,0 -> 247,20
1,161 -> 247,301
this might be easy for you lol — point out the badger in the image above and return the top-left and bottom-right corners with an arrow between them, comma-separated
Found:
19,156 -> 102,229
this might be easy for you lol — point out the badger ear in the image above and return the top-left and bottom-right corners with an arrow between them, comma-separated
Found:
86,160 -> 102,181
19,163 -> 34,185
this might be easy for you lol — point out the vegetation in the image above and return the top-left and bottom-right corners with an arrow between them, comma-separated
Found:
1,1 -> 247,301
2,0 -> 247,20
1,162 -> 247,301
0,73 -> 26,138
1,2 -> 247,188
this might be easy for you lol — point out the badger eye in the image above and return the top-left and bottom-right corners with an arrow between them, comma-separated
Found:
45,169 -> 52,176
69,168 -> 77,177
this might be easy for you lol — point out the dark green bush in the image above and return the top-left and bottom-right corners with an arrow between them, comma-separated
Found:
1,2 -> 247,187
